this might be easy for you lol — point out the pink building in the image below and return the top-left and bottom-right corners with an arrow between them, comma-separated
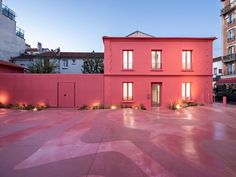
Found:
0,31 -> 216,109
103,31 -> 216,109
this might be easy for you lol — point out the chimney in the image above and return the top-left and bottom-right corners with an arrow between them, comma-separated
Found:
37,42 -> 42,53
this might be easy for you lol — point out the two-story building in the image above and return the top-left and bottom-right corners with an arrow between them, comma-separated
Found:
103,31 -> 215,109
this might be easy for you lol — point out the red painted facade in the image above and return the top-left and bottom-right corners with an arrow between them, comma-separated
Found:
103,36 -> 215,109
0,35 -> 215,109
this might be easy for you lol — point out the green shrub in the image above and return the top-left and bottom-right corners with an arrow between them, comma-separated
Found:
6,104 -> 13,109
12,103 -> 21,109
24,104 -> 34,110
140,104 -> 147,110
78,105 -> 89,110
169,102 -> 177,110
35,104 -> 47,111
0,102 -> 5,108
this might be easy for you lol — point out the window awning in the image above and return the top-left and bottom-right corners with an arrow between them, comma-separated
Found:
216,78 -> 236,84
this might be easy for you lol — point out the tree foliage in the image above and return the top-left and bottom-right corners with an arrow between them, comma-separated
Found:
27,58 -> 58,73
81,58 -> 104,73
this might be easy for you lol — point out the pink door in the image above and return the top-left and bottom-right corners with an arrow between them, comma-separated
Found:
58,82 -> 75,108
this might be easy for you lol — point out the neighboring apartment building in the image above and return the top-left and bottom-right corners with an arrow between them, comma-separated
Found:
0,0 -> 25,60
103,31 -> 215,109
213,56 -> 223,83
11,51 -> 104,74
221,0 -> 236,85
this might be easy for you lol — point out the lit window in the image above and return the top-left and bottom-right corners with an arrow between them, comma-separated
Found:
151,51 -> 161,69
63,59 -> 68,68
182,51 -> 192,70
123,50 -> 133,69
182,82 -> 191,100
123,82 -> 133,101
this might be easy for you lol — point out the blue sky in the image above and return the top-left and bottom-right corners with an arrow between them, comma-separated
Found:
4,0 -> 222,57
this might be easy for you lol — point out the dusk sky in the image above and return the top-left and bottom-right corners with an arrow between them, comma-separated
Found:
4,0 -> 222,57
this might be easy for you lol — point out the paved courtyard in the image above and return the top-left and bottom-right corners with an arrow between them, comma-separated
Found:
0,104 -> 236,177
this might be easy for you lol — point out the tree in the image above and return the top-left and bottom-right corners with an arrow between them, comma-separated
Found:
81,58 -> 104,73
27,58 -> 58,73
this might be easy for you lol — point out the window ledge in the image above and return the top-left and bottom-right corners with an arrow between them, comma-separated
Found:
150,69 -> 163,72
181,69 -> 193,72
62,67 -> 68,69
121,69 -> 134,71
121,100 -> 134,103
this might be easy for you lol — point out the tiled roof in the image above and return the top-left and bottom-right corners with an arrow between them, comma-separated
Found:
11,52 -> 104,60
0,60 -> 25,69
26,48 -> 38,52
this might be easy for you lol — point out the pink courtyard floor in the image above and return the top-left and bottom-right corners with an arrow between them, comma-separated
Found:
0,104 -> 236,177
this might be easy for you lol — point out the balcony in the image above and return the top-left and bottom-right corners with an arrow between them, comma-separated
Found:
16,27 -> 24,39
228,18 -> 236,26
1,4 -> 15,21
223,53 -> 236,63
227,36 -> 235,42
222,70 -> 236,79
221,0 -> 236,16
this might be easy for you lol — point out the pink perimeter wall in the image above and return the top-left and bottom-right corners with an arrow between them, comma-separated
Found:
0,65 -> 24,73
0,74 -> 104,108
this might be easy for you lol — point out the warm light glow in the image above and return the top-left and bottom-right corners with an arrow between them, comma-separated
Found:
111,105 -> 117,110
0,92 -> 9,104
33,108 -> 37,111
176,104 -> 181,109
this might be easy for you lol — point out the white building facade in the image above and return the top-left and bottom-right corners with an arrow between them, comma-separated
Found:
0,0 -> 25,60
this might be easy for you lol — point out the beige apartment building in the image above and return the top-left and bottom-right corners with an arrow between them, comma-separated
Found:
221,0 -> 236,78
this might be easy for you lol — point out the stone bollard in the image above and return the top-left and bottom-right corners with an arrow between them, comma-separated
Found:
223,96 -> 227,106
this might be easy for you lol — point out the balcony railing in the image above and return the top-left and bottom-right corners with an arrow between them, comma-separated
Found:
16,27 -> 24,39
223,53 -> 236,63
227,36 -> 235,42
228,18 -> 236,25
221,0 -> 236,16
224,70 -> 236,76
1,4 -> 15,20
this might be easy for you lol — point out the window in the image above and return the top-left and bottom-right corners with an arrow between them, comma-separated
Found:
228,29 -> 235,41
228,46 -> 235,55
123,82 -> 133,101
72,59 -> 76,65
219,69 -> 222,74
63,59 -> 68,68
151,51 -> 161,69
228,13 -> 235,24
214,67 -> 217,75
182,50 -> 192,70
123,50 -> 133,69
182,82 -> 191,100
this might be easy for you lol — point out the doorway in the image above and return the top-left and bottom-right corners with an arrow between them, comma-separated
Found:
58,82 -> 75,108
151,83 -> 161,107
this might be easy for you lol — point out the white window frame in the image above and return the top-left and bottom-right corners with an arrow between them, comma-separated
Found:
151,50 -> 162,69
62,59 -> 68,68
123,82 -> 133,101
123,50 -> 133,69
182,82 -> 191,100
182,50 -> 192,70
228,28 -> 235,40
